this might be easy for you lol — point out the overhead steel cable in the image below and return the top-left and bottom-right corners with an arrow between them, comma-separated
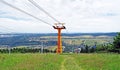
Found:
65,29 -> 69,34
28,0 -> 60,23
0,0 -> 52,26
0,25 -> 16,33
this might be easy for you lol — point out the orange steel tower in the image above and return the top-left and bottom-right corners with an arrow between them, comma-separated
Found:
53,23 -> 66,54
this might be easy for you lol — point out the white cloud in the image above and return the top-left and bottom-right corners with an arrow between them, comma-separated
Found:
0,0 -> 120,33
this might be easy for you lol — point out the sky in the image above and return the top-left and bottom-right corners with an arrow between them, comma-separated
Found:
0,0 -> 120,33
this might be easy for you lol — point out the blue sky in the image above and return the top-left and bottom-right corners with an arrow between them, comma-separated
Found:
0,0 -> 120,33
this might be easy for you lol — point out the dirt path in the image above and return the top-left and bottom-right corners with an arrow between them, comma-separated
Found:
61,55 -> 83,70
61,56 -> 67,70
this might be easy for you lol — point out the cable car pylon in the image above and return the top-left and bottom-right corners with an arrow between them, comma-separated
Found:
53,23 -> 66,54
0,0 -> 66,54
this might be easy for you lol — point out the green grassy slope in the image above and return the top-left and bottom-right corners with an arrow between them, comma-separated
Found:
0,53 -> 119,70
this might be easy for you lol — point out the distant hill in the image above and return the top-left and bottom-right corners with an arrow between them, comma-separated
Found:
0,32 -> 117,47
62,32 -> 117,37
0,32 -> 117,37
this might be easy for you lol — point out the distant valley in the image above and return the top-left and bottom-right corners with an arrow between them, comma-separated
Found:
0,32 -> 117,52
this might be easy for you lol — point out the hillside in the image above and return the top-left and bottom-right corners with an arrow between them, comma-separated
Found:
0,33 -> 117,52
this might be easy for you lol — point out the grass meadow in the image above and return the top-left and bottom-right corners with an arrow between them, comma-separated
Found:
0,53 -> 119,70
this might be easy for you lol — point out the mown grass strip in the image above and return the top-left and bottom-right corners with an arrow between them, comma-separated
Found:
61,54 -> 83,70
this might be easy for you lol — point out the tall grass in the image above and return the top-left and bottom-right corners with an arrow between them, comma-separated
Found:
73,53 -> 120,70
0,53 -> 64,70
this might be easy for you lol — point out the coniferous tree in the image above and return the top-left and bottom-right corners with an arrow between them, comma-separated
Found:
113,33 -> 120,48
113,32 -> 120,53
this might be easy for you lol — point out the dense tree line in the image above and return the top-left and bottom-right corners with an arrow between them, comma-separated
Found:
95,33 -> 120,53
0,48 -> 54,53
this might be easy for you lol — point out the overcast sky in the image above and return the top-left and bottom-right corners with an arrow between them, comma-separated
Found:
0,0 -> 120,33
